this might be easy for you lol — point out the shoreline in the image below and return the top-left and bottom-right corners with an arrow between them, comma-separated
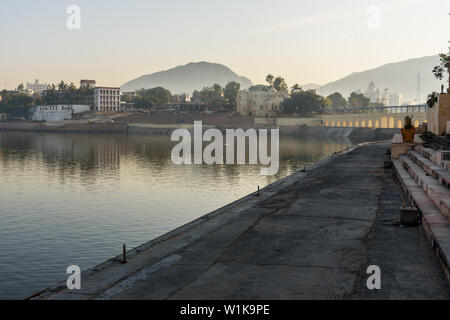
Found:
28,139 -> 450,299
27,140 -> 381,300
0,121 -> 398,141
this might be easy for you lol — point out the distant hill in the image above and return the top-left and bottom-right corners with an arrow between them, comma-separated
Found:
300,83 -> 322,91
121,62 -> 253,95
316,55 -> 444,103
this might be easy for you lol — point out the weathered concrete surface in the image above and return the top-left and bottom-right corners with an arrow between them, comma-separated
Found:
350,171 -> 449,299
33,142 -> 450,300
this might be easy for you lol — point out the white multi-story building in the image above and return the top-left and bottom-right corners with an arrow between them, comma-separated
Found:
94,87 -> 121,112
237,87 -> 289,117
26,79 -> 49,94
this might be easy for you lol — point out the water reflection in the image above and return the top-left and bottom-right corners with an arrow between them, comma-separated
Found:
0,131 -> 352,299
0,133 -> 352,183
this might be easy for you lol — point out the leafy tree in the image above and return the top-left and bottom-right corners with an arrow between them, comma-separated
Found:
192,84 -> 226,110
427,92 -> 439,108
282,90 -> 328,116
17,84 -> 24,92
348,92 -> 370,108
0,92 -> 33,117
273,77 -> 288,91
68,83 -> 77,92
266,74 -> 274,86
223,81 -> 240,109
192,90 -> 201,103
133,87 -> 172,109
369,98 -> 385,107
432,48 -> 450,92
42,83 -> 93,105
121,93 -> 134,103
212,83 -> 222,94
199,87 -> 214,107
326,92 -> 348,108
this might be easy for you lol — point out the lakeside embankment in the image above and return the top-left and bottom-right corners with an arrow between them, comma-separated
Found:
0,122 -> 127,134
30,141 -> 450,300
0,121 -> 398,141
128,123 -> 398,141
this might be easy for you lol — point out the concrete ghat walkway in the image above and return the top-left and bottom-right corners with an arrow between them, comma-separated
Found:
35,142 -> 450,300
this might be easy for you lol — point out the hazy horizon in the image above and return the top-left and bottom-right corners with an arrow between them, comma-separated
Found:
0,0 -> 449,90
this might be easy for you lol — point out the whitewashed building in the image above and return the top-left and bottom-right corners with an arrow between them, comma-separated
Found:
26,79 -> 49,94
364,81 -> 381,103
388,92 -> 403,106
237,87 -> 289,117
32,105 -> 91,121
94,87 -> 121,112
380,88 -> 403,106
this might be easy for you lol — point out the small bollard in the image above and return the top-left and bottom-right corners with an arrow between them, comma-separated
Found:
122,244 -> 127,264
257,186 -> 260,197
400,207 -> 419,226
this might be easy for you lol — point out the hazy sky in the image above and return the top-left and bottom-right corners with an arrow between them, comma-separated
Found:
0,0 -> 449,90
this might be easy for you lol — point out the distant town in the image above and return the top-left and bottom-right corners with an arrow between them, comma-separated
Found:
0,75 -> 426,127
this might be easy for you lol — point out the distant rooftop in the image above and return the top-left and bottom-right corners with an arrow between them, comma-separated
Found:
249,85 -> 269,92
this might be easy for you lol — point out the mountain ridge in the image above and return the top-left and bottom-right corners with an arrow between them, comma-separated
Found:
121,61 -> 253,94
316,55 -> 443,103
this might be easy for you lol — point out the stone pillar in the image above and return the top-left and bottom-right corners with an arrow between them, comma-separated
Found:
426,94 -> 450,135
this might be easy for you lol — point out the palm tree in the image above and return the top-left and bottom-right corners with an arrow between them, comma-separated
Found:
291,83 -> 302,93
57,81 -> 67,92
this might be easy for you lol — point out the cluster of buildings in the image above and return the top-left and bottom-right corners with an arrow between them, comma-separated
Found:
26,79 -> 50,94
236,87 -> 289,117
31,80 -> 122,121
234,81 -> 407,119
362,81 -> 403,106
3,77 -> 422,122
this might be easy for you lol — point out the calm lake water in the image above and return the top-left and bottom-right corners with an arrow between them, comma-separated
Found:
0,131 -> 353,299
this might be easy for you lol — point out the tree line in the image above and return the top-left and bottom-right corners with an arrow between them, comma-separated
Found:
0,75 -> 390,119
258,74 -> 383,116
0,81 -> 94,117
122,81 -> 241,112
40,81 -> 94,106
0,91 -> 33,118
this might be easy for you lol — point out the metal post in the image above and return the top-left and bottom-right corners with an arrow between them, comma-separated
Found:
122,244 -> 127,264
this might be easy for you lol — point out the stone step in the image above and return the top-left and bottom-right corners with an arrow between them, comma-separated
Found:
393,159 -> 450,281
414,145 -> 437,163
406,150 -> 450,188
442,160 -> 450,172
399,155 -> 450,220
415,145 -> 450,173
